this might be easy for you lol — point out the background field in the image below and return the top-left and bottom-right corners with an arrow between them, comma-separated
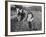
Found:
11,5 -> 42,32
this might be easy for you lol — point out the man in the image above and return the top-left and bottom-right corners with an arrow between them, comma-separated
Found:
17,9 -> 25,22
27,12 -> 34,30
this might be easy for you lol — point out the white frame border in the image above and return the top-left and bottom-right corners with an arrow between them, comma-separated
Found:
7,2 -> 45,35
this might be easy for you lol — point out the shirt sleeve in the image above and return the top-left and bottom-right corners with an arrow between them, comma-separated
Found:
29,18 -> 34,22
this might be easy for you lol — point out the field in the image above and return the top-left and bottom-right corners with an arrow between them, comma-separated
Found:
11,6 -> 42,32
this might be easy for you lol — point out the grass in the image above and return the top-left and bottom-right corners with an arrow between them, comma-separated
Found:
11,7 -> 42,32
